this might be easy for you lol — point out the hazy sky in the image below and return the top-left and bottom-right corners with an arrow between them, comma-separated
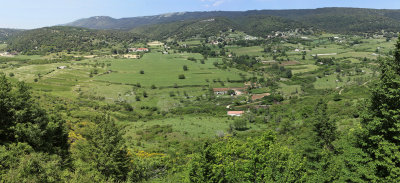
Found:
1,0 -> 400,29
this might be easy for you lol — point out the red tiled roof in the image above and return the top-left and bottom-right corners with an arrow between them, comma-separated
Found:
227,111 -> 245,115
213,88 -> 246,92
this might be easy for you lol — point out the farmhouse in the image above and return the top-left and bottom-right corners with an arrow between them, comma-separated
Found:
251,93 -> 271,101
213,88 -> 230,95
123,54 -> 140,59
213,88 -> 246,95
227,111 -> 245,117
0,52 -> 15,57
129,48 -> 149,52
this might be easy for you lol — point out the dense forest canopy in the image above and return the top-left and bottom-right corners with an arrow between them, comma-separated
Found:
6,26 -> 142,54
131,15 -> 307,40
0,28 -> 23,42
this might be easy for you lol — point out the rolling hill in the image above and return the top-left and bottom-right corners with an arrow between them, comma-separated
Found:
6,26 -> 142,54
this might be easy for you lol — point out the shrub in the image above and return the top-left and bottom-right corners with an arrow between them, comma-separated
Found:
333,94 -> 342,101
233,118 -> 248,131
188,57 -> 196,61
178,74 -> 185,79
227,90 -> 236,95
140,70 -> 144,74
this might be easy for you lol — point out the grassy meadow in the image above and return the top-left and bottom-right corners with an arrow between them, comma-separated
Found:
96,52 -> 247,87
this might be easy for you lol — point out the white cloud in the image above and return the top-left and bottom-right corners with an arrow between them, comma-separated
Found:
201,0 -> 227,7
212,0 -> 225,7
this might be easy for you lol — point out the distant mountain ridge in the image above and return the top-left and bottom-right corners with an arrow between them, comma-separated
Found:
64,7 -> 400,34
5,7 -> 400,53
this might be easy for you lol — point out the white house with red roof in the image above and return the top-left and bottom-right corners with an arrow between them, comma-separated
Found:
227,111 -> 245,117
129,48 -> 149,52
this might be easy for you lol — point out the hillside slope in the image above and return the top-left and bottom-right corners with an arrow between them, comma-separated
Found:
0,28 -> 24,42
7,26 -> 142,54
130,17 -> 239,40
130,15 -> 306,39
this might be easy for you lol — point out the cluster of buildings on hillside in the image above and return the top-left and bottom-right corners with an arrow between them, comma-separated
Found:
212,86 -> 271,117
0,52 -> 17,57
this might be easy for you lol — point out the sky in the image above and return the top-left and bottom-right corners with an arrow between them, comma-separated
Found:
1,0 -> 400,29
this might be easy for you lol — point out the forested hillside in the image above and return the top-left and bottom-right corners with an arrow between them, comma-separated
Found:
130,15 -> 306,39
293,8 -> 400,33
6,26 -> 142,54
66,7 -> 400,34
0,28 -> 23,42
130,18 -> 238,40
6,7 -> 400,53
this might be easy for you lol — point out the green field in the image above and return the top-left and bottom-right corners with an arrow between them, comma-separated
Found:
287,64 -> 319,74
179,39 -> 203,46
123,115 -> 265,151
228,46 -> 264,56
313,70 -> 373,90
279,83 -> 301,97
0,44 -> 6,50
96,52 -> 247,87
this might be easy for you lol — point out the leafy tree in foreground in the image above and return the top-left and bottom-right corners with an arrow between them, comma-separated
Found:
189,131 -> 307,182
0,74 -> 69,157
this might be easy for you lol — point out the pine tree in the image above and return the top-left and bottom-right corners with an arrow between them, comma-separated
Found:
313,99 -> 336,150
0,74 -> 69,157
358,36 -> 400,182
72,115 -> 129,181
0,74 -> 14,143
